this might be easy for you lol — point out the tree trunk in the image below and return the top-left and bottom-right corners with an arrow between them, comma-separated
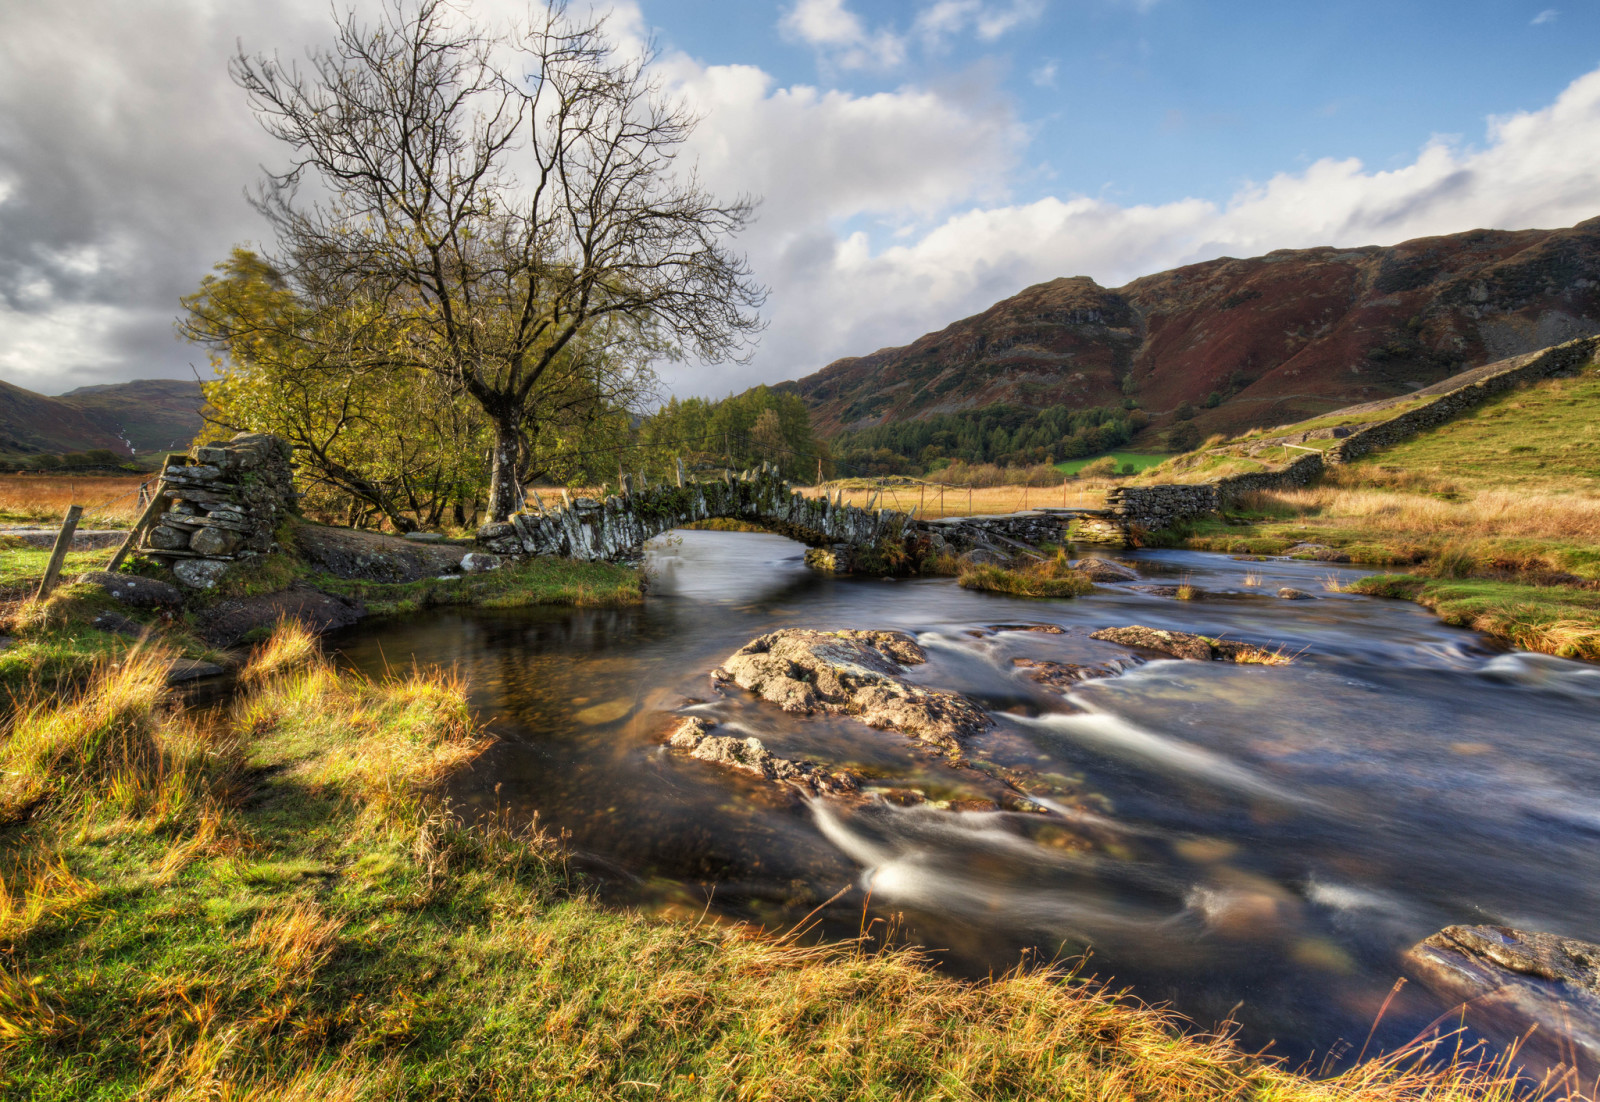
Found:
487,413 -> 522,523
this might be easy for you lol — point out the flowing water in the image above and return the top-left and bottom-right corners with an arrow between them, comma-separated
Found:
330,529 -> 1600,1068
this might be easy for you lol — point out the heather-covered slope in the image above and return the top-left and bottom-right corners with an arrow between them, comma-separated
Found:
0,377 -> 204,459
787,217 -> 1600,441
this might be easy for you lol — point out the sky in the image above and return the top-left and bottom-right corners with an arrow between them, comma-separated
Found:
2,1 -> 1599,401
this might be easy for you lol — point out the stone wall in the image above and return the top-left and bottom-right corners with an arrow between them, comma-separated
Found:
1328,335 -> 1600,464
138,433 -> 297,589
1104,484 -> 1220,534
1214,451 -> 1326,503
919,511 -> 1079,551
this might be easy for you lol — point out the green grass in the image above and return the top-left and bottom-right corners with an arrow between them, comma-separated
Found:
957,553 -> 1097,598
0,628 -> 1531,1100
1344,575 -> 1600,660
1345,370 -> 1600,493
0,544 -> 107,595
312,556 -> 642,615
1054,452 -> 1169,476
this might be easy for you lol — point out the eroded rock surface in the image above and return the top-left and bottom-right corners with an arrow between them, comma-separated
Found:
200,583 -> 365,647
666,717 -> 861,796
714,629 -> 987,753
1070,557 -> 1139,583
1011,657 -> 1127,691
1090,625 -> 1280,663
295,524 -> 468,583
1406,925 -> 1600,1077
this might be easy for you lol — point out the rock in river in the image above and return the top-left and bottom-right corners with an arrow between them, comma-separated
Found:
1405,925 -> 1600,1077
666,716 -> 861,796
1070,557 -> 1139,583
1090,625 -> 1292,664
714,629 -> 988,753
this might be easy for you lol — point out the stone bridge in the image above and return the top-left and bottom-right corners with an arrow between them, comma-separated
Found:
475,464 -> 1123,570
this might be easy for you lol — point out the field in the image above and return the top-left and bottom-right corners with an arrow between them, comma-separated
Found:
0,624 -> 1541,1100
1344,371 -> 1600,493
0,473 -> 148,528
1054,451 -> 1169,476
804,481 -> 1109,517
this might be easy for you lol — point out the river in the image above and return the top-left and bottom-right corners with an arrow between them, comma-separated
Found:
329,529 -> 1600,1069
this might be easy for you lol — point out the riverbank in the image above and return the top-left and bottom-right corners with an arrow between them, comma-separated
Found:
0,533 -> 643,694
0,624 -> 1532,1100
1166,476 -> 1600,660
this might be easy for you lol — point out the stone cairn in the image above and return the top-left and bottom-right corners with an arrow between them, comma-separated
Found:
135,433 -> 297,589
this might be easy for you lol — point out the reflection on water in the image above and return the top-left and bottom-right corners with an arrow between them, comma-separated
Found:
329,529 -> 1600,1067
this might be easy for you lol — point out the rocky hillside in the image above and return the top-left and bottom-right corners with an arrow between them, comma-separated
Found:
0,378 -> 204,460
787,217 -> 1600,442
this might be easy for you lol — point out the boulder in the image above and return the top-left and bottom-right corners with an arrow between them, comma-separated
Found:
165,658 -> 226,684
666,716 -> 860,796
173,559 -> 231,590
147,525 -> 190,551
76,571 -> 183,610
459,552 -> 502,574
189,526 -> 243,557
295,523 -> 467,583
957,547 -> 1009,569
715,629 -> 988,753
1090,625 -> 1290,663
403,531 -> 445,542
1276,587 -> 1314,600
1071,557 -> 1139,582
1405,925 -> 1600,1078
200,582 -> 365,648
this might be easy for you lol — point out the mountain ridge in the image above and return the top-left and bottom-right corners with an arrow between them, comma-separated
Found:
0,377 -> 206,459
781,217 -> 1600,443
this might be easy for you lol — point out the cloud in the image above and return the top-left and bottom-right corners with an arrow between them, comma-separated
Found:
779,0 -> 906,70
914,0 -> 1046,47
660,63 -> 1600,395
1531,9 -> 1559,25
1031,60 -> 1058,88
3,0 -> 1600,408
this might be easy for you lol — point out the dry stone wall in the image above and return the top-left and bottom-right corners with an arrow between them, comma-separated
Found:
1104,485 -> 1220,534
1327,335 -> 1600,464
138,433 -> 297,589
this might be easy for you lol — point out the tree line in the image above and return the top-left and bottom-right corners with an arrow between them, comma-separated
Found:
831,403 -> 1147,477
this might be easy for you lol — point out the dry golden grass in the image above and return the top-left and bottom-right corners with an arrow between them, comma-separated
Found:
0,473 -> 148,527
802,481 -> 1110,517
246,902 -> 345,979
240,619 -> 323,686
1243,484 -> 1600,544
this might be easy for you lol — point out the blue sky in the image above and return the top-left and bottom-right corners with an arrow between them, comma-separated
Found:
659,1 -> 1599,209
2,0 -> 1599,396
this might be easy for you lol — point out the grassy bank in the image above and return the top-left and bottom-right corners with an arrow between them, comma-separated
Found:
0,626 -> 1533,1100
958,551 -> 1097,598
1161,366 -> 1600,660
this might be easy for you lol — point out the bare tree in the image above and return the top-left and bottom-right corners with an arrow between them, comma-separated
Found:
232,0 -> 765,522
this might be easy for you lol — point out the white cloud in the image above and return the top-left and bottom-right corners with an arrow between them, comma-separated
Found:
1031,60 -> 1058,88
659,63 -> 1600,394
915,0 -> 1046,47
1532,9 -> 1559,25
779,0 -> 906,70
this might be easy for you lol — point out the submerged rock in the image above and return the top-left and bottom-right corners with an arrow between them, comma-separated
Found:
714,629 -> 988,753
1011,657 -> 1124,691
1276,587 -> 1314,600
666,716 -> 861,796
1070,557 -> 1139,582
1090,625 -> 1290,663
1405,925 -> 1600,1077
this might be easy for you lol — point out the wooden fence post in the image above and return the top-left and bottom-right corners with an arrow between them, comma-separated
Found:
106,479 -> 170,573
37,504 -> 84,602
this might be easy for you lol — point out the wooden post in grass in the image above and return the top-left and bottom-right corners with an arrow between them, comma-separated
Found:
36,504 -> 84,602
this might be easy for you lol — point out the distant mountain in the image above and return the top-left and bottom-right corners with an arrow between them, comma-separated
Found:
0,378 -> 205,459
785,217 -> 1600,442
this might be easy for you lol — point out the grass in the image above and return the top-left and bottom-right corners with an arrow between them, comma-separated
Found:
1167,365 -> 1600,660
1345,575 -> 1600,660
0,624 -> 1553,1100
805,482 -> 1110,517
1054,452 -> 1170,477
958,551 -> 1097,598
0,543 -> 111,596
0,473 -> 147,529
1344,371 -> 1600,493
313,556 -> 642,615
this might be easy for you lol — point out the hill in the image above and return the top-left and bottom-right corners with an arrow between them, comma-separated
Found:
785,217 -> 1600,444
0,378 -> 205,460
